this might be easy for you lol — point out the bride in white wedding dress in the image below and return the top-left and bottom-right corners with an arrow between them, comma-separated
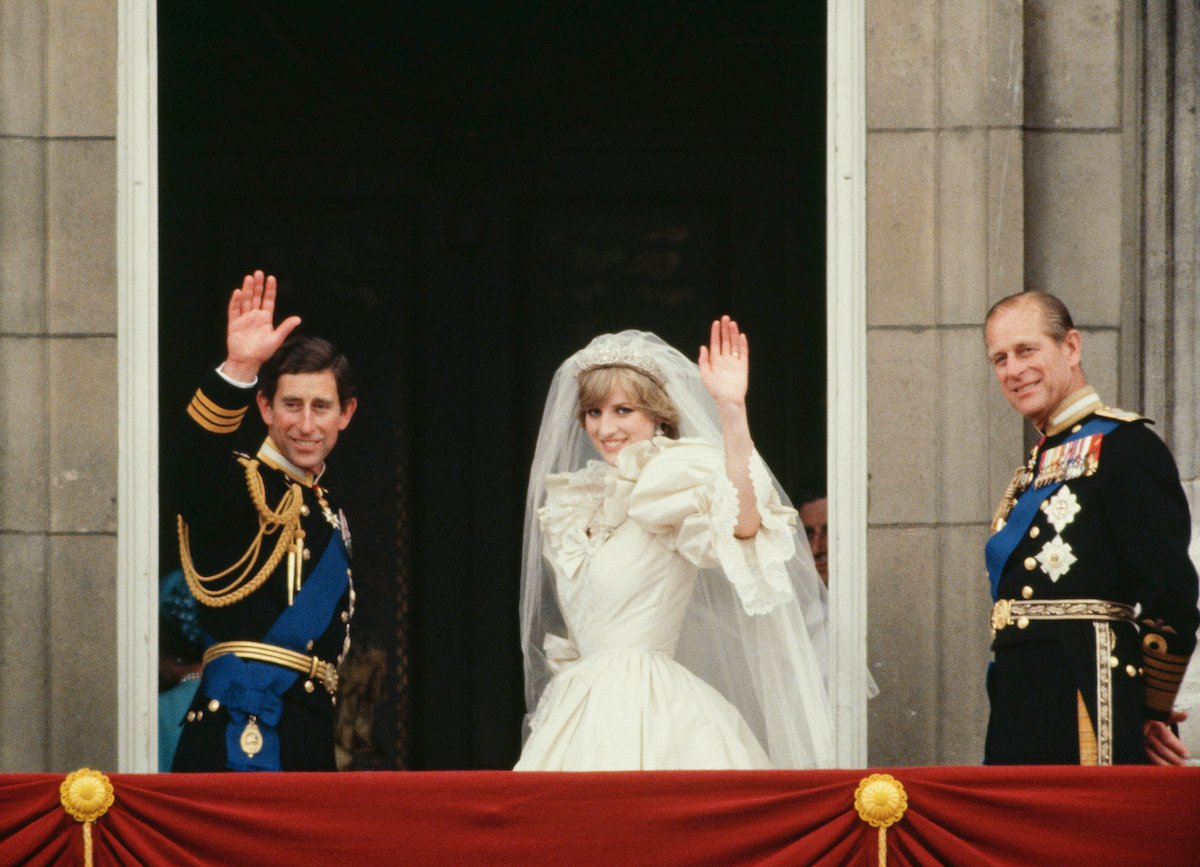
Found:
514,318 -> 836,771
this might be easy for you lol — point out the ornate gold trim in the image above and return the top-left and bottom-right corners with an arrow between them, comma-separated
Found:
186,388 -> 247,434
60,768 -> 115,867
855,773 -> 907,867
204,640 -> 339,694
1142,639 -> 1190,714
990,598 -> 1135,635
177,458 -> 303,607
1092,622 -> 1114,765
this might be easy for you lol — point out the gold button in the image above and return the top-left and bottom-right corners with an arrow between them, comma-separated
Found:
186,711 -> 196,723
1139,667 -> 1144,676
346,568 -> 352,578
1029,527 -> 1040,539
207,699 -> 220,712
341,610 -> 350,623
300,504 -> 310,517
1109,656 -> 1119,668
1023,557 -> 1037,571
1021,586 -> 1034,599
1071,424 -> 1082,433
331,695 -> 337,707
1017,617 -> 1029,629
304,680 -> 315,693
306,639 -> 314,651
1126,664 -> 1138,677
196,711 -> 204,721
302,548 -> 311,561
350,589 -> 357,603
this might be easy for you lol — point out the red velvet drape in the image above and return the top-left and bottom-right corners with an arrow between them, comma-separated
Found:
4,767 -> 1197,866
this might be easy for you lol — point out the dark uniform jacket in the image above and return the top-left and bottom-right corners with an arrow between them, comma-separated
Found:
985,386 -> 1198,764
170,368 -> 354,772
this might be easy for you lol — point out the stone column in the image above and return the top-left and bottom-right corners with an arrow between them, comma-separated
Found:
1140,0 -> 1200,756
0,0 -> 118,772
1023,0 -> 1129,405
865,0 -> 1025,764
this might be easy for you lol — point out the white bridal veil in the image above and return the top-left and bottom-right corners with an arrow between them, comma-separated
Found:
518,329 -> 838,768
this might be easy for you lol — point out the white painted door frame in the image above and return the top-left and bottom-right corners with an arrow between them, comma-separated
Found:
115,0 -> 869,770
116,0 -> 160,772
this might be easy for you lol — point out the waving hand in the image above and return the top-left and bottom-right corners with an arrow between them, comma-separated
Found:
221,270 -> 302,382
698,315 -> 750,406
698,315 -> 760,537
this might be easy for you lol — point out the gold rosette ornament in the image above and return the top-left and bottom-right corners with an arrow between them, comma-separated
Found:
854,773 -> 908,866
60,768 -> 115,867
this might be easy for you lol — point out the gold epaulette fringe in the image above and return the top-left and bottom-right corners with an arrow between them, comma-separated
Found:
177,458 -> 303,607
1094,406 -> 1150,424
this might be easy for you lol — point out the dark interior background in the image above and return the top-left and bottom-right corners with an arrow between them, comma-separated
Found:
158,0 -> 826,770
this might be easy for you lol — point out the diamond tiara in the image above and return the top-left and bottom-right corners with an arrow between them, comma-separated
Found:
573,344 -> 667,386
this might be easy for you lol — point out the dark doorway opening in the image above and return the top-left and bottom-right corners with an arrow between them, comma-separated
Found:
157,1 -> 825,770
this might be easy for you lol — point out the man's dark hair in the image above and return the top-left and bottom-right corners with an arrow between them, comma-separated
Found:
985,290 -> 1076,343
258,334 -> 356,406
795,488 -> 826,508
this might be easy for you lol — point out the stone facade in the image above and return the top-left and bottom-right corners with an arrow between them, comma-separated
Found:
867,0 -> 1200,763
0,0 -> 118,772
0,1 -> 1196,770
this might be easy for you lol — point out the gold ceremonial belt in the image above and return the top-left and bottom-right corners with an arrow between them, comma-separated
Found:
991,598 -> 1136,634
203,640 -> 339,695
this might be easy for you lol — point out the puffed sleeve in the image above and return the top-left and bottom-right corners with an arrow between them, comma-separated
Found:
622,437 -> 799,615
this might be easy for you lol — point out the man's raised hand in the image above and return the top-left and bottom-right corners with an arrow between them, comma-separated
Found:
222,270 -> 302,382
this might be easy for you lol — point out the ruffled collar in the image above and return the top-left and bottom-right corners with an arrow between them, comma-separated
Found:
539,439 -> 670,577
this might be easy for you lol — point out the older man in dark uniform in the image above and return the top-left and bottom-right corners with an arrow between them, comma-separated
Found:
984,291 -> 1198,765
171,270 -> 358,771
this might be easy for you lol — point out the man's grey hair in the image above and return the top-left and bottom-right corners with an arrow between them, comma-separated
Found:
985,291 -> 1076,343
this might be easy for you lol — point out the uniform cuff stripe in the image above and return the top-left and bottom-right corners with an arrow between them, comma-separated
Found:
187,403 -> 242,434
192,388 -> 249,420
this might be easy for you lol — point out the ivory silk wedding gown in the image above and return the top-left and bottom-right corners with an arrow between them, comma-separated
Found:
514,436 -> 803,771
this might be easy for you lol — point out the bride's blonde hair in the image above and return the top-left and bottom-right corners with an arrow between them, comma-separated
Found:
575,365 -> 680,439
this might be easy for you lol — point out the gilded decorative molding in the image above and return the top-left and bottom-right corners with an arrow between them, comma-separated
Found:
854,773 -> 908,866
60,768 -> 115,867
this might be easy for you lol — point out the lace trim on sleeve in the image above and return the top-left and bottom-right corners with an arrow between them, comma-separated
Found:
707,451 -> 797,615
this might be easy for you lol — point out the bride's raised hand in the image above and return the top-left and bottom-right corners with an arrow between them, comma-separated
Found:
698,315 -> 749,406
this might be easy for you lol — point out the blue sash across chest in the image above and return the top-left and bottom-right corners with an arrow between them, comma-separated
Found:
200,531 -> 349,770
984,417 -> 1118,601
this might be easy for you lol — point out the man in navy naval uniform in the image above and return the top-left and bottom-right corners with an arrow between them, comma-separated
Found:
983,291 -> 1198,765
172,269 -> 358,771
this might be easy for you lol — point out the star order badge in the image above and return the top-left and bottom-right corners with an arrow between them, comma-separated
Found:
1044,486 -> 1081,533
1036,534 -> 1077,582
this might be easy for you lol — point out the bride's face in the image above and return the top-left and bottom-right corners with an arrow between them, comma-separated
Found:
583,386 -> 657,464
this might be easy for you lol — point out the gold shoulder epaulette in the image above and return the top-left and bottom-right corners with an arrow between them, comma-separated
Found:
1094,406 -> 1150,424
177,458 -> 304,607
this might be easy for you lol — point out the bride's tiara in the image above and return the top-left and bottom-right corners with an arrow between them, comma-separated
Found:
573,344 -> 667,387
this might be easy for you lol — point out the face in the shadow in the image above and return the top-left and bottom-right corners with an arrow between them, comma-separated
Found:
798,497 -> 828,585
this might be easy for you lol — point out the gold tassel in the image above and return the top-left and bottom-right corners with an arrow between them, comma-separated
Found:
854,773 -> 908,866
60,768 -> 114,867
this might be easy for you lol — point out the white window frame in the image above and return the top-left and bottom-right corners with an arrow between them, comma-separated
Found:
115,0 -> 869,770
